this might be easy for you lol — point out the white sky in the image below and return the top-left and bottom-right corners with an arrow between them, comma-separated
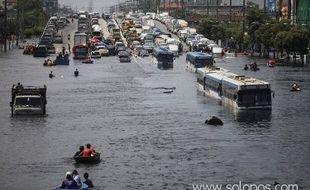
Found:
58,0 -> 124,13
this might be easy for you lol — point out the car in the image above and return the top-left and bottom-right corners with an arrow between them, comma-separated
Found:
134,46 -> 149,57
143,41 -> 155,53
53,35 -> 63,43
131,41 -> 141,49
186,37 -> 194,46
118,50 -> 131,62
33,45 -> 48,57
48,44 -> 56,54
115,45 -> 126,55
91,50 -> 101,58
95,45 -> 109,56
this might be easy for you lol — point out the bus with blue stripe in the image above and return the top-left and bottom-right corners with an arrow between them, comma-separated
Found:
153,47 -> 174,69
186,52 -> 214,72
197,67 -> 272,110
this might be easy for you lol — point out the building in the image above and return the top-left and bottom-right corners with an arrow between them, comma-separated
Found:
296,0 -> 309,26
0,0 -> 17,10
41,0 -> 58,17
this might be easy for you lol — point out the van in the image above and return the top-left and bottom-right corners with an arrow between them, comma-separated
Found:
33,45 -> 48,57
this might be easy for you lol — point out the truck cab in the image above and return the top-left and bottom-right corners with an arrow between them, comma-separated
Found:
10,84 -> 47,116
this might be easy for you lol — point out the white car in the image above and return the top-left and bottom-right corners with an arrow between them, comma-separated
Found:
95,45 -> 109,56
91,50 -> 101,58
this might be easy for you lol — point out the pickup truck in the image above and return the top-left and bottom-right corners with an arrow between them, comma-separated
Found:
10,84 -> 47,116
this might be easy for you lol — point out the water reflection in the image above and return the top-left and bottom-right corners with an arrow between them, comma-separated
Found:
234,109 -> 272,123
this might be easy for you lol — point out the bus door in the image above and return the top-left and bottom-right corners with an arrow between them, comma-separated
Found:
218,81 -> 223,97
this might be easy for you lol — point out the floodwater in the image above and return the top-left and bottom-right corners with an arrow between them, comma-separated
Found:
0,22 -> 310,190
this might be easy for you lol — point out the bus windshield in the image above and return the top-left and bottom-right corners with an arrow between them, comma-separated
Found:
237,89 -> 271,107
15,97 -> 42,107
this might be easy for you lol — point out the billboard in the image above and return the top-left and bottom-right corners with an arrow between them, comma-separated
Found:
266,0 -> 276,16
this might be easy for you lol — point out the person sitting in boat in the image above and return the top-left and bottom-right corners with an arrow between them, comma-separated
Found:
74,68 -> 79,77
47,59 -> 53,66
80,144 -> 96,157
72,170 -> 82,187
250,62 -> 258,71
49,71 -> 55,78
83,172 -> 94,188
74,146 -> 84,157
244,64 -> 248,70
60,171 -> 79,189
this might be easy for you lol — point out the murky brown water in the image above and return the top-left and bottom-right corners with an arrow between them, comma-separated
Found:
0,20 -> 309,190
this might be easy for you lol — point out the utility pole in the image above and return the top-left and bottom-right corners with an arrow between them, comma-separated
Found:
206,0 -> 209,17
88,0 -> 93,13
216,0 -> 219,19
4,0 -> 7,52
229,0 -> 232,21
242,0 -> 245,36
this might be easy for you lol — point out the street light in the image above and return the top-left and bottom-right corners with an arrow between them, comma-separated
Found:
4,0 -> 7,52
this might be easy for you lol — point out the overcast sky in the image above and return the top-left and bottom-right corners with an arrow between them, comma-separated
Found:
58,0 -> 124,13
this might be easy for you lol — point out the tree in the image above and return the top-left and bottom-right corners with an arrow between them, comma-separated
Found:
197,18 -> 218,40
255,23 -> 273,57
245,9 -> 268,56
288,27 -> 309,64
16,0 -> 47,38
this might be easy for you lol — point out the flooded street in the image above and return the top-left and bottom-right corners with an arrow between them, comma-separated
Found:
0,22 -> 310,190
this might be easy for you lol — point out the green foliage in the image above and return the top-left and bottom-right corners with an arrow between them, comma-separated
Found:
274,27 -> 309,55
245,8 -> 269,48
246,9 -> 267,25
197,18 -> 219,39
255,23 -> 273,47
24,26 -> 44,38
17,0 -> 47,33
171,9 -> 191,19
225,24 -> 243,49
193,4 -> 310,55
288,27 -> 309,54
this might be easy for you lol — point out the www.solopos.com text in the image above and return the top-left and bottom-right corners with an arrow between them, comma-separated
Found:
192,181 -> 299,190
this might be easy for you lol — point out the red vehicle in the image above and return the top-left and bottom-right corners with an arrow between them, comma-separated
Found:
72,45 -> 89,59
267,58 -> 276,67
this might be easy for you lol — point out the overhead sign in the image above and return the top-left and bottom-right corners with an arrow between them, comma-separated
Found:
266,0 -> 276,16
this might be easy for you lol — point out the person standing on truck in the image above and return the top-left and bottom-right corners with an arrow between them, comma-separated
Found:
62,46 -> 66,55
16,83 -> 23,90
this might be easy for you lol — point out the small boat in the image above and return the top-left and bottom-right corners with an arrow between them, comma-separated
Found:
53,183 -> 88,190
249,62 -> 259,71
73,153 -> 101,164
43,59 -> 56,66
267,59 -> 276,67
54,54 -> 70,65
82,57 -> 93,64
291,87 -> 301,92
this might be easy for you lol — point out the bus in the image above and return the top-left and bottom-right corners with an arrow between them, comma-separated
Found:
72,45 -> 89,59
186,52 -> 214,73
153,47 -> 174,69
197,67 -> 272,110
